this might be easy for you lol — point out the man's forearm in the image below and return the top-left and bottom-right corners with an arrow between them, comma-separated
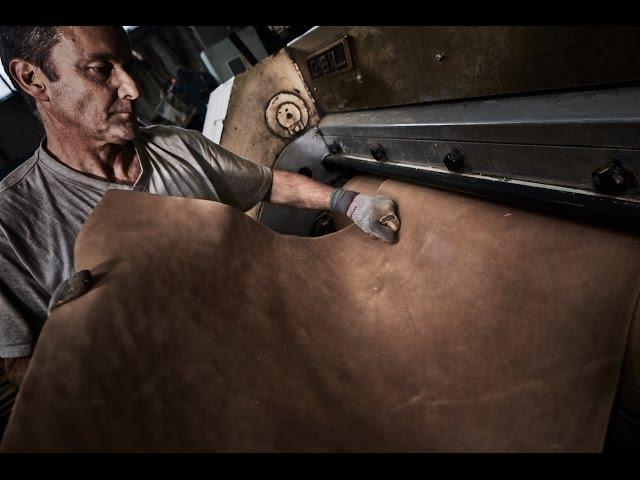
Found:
266,168 -> 401,243
266,169 -> 334,210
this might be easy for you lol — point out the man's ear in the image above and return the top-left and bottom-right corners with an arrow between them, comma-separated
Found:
9,58 -> 50,102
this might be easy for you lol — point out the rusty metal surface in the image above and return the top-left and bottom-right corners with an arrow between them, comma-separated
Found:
219,49 -> 320,219
287,27 -> 640,113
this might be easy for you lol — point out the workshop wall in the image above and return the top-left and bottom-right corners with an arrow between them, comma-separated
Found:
201,27 -> 269,84
129,26 -> 211,124
127,26 -> 276,128
0,94 -> 44,175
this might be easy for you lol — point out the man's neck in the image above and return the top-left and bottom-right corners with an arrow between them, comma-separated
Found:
43,126 -> 141,186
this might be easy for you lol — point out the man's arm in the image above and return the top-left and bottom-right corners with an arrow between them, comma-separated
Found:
188,133 -> 400,242
266,169 -> 400,243
266,169 -> 334,210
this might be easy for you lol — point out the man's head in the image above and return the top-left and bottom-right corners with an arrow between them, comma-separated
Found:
0,26 -> 140,145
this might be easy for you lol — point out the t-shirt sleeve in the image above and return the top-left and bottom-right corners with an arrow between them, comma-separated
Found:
182,129 -> 273,212
0,232 -> 45,358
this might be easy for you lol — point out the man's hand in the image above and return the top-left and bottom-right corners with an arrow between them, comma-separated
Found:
0,271 -> 93,388
267,170 -> 401,243
345,193 -> 400,243
47,269 -> 93,314
4,356 -> 31,387
330,188 -> 400,243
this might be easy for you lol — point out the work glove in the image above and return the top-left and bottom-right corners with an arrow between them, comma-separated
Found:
48,270 -> 94,314
330,188 -> 401,243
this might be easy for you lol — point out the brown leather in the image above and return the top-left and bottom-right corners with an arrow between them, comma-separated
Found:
619,308 -> 640,416
3,179 -> 640,452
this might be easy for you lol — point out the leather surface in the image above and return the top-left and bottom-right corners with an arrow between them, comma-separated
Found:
3,178 -> 640,452
619,310 -> 640,417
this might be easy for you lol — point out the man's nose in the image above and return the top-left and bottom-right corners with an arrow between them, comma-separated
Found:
117,68 -> 140,101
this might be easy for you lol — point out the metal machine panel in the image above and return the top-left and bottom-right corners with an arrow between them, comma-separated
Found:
287,26 -> 640,113
323,154 -> 640,233
258,128 -> 342,236
316,85 -> 640,231
321,136 -> 640,194
319,86 -> 640,149
204,49 -> 321,220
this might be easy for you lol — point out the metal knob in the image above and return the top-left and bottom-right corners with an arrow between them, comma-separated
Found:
592,160 -> 629,195
328,140 -> 342,154
370,143 -> 386,161
443,148 -> 464,172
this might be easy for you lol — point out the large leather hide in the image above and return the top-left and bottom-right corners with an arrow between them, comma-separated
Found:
2,179 -> 640,452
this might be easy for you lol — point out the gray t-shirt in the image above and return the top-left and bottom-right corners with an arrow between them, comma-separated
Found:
0,124 -> 272,358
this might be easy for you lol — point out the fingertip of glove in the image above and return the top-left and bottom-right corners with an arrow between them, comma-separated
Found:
380,229 -> 398,244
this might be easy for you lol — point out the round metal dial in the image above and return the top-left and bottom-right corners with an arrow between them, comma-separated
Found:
265,92 -> 309,138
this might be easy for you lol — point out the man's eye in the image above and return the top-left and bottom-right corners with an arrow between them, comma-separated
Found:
89,66 -> 113,77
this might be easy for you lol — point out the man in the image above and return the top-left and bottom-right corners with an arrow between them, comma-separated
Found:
0,26 -> 400,387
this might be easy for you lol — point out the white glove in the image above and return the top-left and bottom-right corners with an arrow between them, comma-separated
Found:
346,193 -> 400,243
330,188 -> 400,243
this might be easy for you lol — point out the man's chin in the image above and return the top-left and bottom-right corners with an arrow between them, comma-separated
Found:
110,123 -> 139,144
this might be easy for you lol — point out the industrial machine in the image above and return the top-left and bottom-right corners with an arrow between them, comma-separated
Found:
203,26 -> 640,451
4,26 -> 639,453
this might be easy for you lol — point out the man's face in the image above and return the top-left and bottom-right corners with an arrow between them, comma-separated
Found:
44,26 -> 140,145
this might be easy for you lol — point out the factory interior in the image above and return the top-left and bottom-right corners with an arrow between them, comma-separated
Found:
0,25 -> 639,453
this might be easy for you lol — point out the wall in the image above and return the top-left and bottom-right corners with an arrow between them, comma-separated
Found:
0,94 -> 44,173
129,26 -> 211,124
201,27 -> 269,84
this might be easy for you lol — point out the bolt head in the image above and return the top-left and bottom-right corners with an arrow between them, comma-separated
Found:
592,161 -> 628,195
328,141 -> 341,155
370,143 -> 386,161
443,149 -> 464,172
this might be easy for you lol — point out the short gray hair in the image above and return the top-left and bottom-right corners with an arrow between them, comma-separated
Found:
0,26 -> 61,114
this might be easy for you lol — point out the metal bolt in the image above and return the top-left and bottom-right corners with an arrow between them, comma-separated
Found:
443,148 -> 464,172
328,140 -> 342,155
370,143 -> 386,161
435,52 -> 446,62
592,159 -> 629,195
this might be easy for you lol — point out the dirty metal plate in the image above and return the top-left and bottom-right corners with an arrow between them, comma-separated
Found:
318,85 -> 640,150
215,49 -> 321,220
287,26 -> 640,113
322,135 -> 640,196
258,128 -> 341,236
